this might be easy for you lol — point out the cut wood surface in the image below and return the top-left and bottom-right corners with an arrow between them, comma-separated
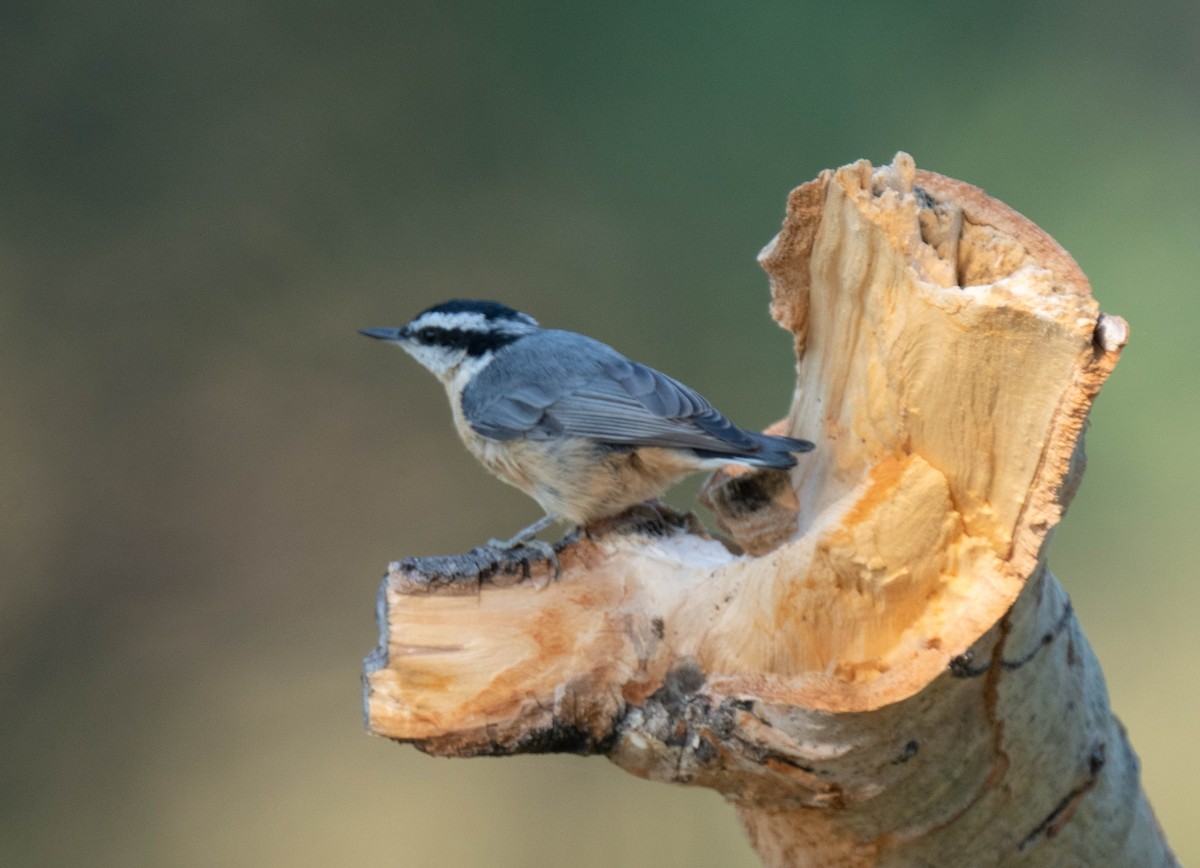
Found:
363,154 -> 1175,866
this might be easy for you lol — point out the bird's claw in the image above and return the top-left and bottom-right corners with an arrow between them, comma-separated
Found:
487,537 -> 560,580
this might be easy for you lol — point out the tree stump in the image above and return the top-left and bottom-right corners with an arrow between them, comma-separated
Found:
362,154 -> 1176,866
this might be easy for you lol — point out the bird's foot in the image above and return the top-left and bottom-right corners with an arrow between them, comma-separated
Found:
485,537 -> 559,580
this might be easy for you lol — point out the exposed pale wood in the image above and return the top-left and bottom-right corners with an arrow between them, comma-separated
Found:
362,154 -> 1175,866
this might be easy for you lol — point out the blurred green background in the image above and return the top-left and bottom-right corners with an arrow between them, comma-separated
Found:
2,1 -> 1197,865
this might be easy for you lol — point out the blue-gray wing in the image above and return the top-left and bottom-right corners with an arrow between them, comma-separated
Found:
462,331 -> 781,458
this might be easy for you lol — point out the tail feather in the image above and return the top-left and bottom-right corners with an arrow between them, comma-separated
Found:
754,432 -> 815,454
690,431 -> 815,470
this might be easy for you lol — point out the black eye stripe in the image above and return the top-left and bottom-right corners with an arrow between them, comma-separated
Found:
417,327 -> 523,356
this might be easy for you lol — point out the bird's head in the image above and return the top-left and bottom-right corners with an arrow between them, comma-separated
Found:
360,299 -> 539,381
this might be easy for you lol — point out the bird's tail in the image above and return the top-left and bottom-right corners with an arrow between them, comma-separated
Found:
692,433 -> 815,470
757,433 -> 815,455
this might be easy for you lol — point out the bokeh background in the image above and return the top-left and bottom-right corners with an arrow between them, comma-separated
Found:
2,1 -> 1197,865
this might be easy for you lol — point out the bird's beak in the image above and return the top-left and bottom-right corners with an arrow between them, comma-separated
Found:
359,327 -> 406,343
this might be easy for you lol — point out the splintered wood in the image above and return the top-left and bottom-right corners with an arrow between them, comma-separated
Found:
690,155 -> 1121,709
363,154 -> 1175,866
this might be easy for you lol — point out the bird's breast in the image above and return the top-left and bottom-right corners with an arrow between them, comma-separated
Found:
450,391 -> 539,489
447,385 -> 708,523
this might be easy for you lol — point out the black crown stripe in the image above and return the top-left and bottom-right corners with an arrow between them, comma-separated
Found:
418,299 -> 531,323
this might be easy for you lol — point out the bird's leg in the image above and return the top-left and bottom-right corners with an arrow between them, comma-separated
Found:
488,514 -> 561,578
488,513 -> 559,549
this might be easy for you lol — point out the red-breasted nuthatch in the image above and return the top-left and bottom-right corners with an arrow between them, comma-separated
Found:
361,300 -> 813,555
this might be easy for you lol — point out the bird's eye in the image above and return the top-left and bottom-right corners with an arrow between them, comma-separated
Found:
418,328 -> 438,342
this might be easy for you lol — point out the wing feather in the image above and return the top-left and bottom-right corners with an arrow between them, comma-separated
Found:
463,331 -> 773,457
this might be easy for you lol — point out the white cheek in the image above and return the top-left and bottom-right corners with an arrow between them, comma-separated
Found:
401,343 -> 454,377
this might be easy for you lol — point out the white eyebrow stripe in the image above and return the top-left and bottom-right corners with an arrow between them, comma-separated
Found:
411,310 -> 536,336
413,311 -> 490,332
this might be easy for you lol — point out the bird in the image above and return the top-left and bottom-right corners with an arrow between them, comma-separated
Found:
360,299 -> 814,561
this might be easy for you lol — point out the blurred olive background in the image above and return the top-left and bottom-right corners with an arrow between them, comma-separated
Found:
2,1 -> 1197,865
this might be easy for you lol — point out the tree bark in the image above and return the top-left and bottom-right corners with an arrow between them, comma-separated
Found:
362,154 -> 1176,866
